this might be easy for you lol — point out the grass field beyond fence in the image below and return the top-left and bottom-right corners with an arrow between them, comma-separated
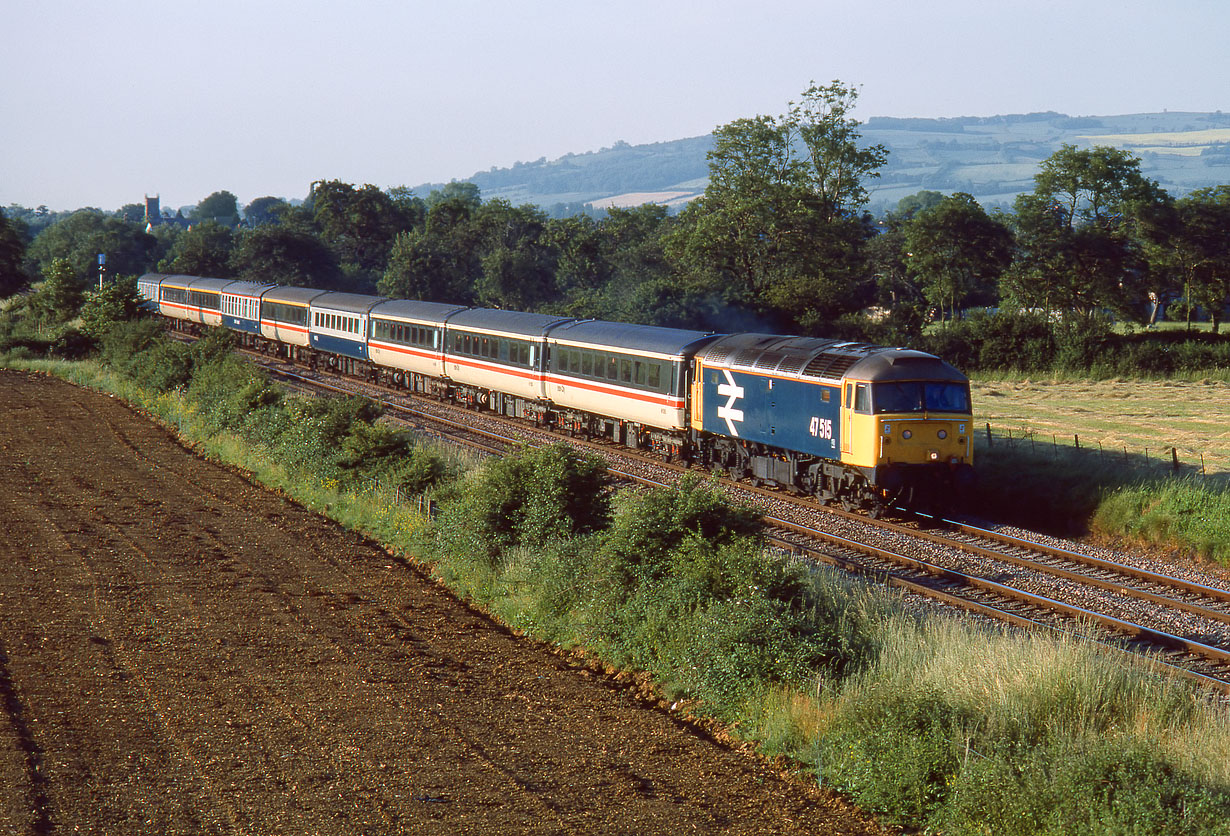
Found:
972,377 -> 1230,477
970,376 -> 1230,563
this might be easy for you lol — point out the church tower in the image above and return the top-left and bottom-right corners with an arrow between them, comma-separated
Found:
144,194 -> 161,225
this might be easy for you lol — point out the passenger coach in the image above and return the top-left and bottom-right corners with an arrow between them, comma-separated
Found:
155,275 -> 230,328
368,299 -> 467,394
259,286 -> 323,351
220,281 -> 276,336
307,292 -> 386,369
546,319 -> 718,452
444,308 -> 574,418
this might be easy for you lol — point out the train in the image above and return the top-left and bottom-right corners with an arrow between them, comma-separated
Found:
137,273 -> 975,512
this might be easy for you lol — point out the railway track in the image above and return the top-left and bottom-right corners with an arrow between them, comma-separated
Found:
232,348 -> 1230,694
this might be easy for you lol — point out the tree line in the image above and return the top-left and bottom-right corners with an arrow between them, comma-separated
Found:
4,81 -> 1229,372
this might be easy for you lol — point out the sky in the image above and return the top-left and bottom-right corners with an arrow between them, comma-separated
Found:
3,0 -> 1227,212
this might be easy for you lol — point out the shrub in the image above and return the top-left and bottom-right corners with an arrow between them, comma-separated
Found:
433,443 -> 611,564
940,740 -> 1230,836
598,474 -> 762,587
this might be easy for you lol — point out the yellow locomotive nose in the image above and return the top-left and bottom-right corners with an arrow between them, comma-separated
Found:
879,420 -> 969,466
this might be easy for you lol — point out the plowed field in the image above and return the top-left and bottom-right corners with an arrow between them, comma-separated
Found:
0,369 -> 884,835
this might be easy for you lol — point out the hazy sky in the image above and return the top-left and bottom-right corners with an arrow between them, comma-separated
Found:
4,0 -> 1227,212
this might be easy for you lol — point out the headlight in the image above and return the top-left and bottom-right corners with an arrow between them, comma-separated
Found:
938,430 -> 948,439
902,430 -> 912,439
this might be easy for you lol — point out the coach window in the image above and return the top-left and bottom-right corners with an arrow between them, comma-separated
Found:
647,364 -> 661,391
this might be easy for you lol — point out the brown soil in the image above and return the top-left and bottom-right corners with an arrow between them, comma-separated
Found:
0,369 -> 886,836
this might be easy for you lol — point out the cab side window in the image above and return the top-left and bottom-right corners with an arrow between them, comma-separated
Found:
854,383 -> 870,413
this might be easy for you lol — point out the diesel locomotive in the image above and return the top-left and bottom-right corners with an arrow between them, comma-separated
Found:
138,273 -> 974,512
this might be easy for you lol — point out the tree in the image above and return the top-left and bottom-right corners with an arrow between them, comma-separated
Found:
904,193 -> 1013,321
894,190 -> 945,218
243,196 -> 291,226
79,274 -> 142,338
31,258 -> 83,323
195,191 -> 240,225
25,210 -> 158,288
159,221 -> 235,277
1143,186 -> 1230,332
1004,145 -> 1164,321
309,180 -> 411,273
667,81 -> 885,333
229,226 -> 341,288
473,201 -> 556,310
379,196 -> 484,304
117,203 -> 146,223
0,208 -> 28,297
386,186 -> 427,229
789,80 -> 889,224
425,181 -> 480,211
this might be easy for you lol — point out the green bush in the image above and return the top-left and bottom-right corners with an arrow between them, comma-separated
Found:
1093,481 -> 1230,565
433,443 -> 611,564
598,474 -> 762,587
188,353 -> 282,433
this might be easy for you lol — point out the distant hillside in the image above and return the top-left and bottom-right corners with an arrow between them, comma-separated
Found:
413,111 -> 1230,215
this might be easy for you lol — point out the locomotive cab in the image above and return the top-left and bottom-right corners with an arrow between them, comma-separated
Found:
840,352 -> 975,508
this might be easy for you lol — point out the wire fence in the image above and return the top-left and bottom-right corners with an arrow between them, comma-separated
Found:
353,473 -> 439,517
979,422 -> 1223,479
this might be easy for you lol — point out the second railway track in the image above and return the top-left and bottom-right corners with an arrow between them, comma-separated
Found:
235,347 -> 1230,694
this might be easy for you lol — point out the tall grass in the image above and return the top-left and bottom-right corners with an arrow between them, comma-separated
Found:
822,618 -> 1230,832
969,428 -> 1230,566
1094,481 -> 1230,565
